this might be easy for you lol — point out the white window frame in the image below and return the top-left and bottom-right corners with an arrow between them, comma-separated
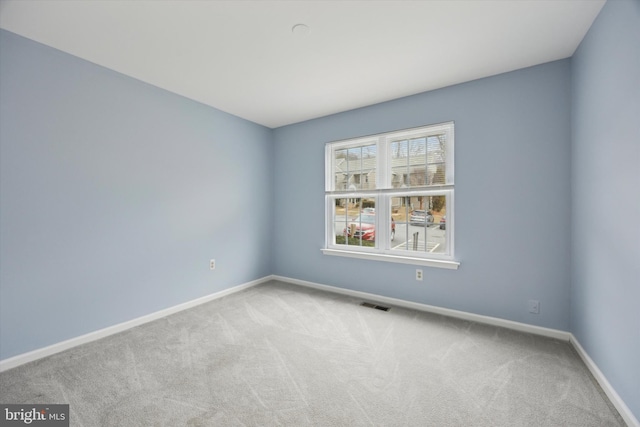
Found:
322,122 -> 459,270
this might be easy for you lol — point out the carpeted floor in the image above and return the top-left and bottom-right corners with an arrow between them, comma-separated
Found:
0,280 -> 625,426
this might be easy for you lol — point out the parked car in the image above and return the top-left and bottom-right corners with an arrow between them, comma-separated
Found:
439,215 -> 446,230
343,214 -> 396,241
344,214 -> 376,241
362,208 -> 375,214
409,210 -> 434,226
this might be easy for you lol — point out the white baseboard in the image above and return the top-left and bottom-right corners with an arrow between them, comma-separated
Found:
0,276 -> 271,373
272,275 -> 570,341
570,334 -> 640,427
272,274 -> 638,427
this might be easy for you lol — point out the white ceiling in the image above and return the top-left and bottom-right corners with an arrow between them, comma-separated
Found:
0,0 -> 605,128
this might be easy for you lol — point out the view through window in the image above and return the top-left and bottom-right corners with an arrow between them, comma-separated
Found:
325,122 -> 455,265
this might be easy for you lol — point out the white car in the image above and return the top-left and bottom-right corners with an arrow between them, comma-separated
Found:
409,210 -> 434,226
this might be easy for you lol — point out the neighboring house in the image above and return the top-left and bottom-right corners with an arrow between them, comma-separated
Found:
334,137 -> 446,212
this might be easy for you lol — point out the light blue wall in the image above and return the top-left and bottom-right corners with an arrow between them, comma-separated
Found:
571,0 -> 640,419
273,60 -> 573,331
0,30 -> 273,360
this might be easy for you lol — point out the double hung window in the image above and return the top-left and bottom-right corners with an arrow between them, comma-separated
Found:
323,122 -> 458,269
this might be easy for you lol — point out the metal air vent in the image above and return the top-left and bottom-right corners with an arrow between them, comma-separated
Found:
360,302 -> 390,312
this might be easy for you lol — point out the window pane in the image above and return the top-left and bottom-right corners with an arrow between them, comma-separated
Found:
334,149 -> 348,191
390,140 -> 408,188
427,135 -> 446,185
390,195 -> 446,254
390,196 -> 411,249
390,134 -> 448,188
333,144 -> 376,191
391,137 -> 428,188
334,198 -> 376,247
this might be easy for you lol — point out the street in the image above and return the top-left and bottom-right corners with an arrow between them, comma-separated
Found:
334,220 -> 446,254
392,223 -> 446,253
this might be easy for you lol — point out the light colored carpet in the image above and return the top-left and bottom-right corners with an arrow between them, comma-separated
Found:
0,280 -> 625,426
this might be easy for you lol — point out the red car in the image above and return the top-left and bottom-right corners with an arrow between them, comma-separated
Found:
343,214 -> 396,241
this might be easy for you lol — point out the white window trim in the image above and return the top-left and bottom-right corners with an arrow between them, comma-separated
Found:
321,248 -> 460,270
324,122 -> 458,269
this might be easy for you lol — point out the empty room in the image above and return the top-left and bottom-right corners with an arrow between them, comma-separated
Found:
0,0 -> 638,426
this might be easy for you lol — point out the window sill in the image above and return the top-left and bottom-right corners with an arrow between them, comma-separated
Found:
321,248 -> 460,270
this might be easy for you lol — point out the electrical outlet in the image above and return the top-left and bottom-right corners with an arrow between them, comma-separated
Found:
528,299 -> 540,314
416,269 -> 423,281
210,259 -> 216,270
